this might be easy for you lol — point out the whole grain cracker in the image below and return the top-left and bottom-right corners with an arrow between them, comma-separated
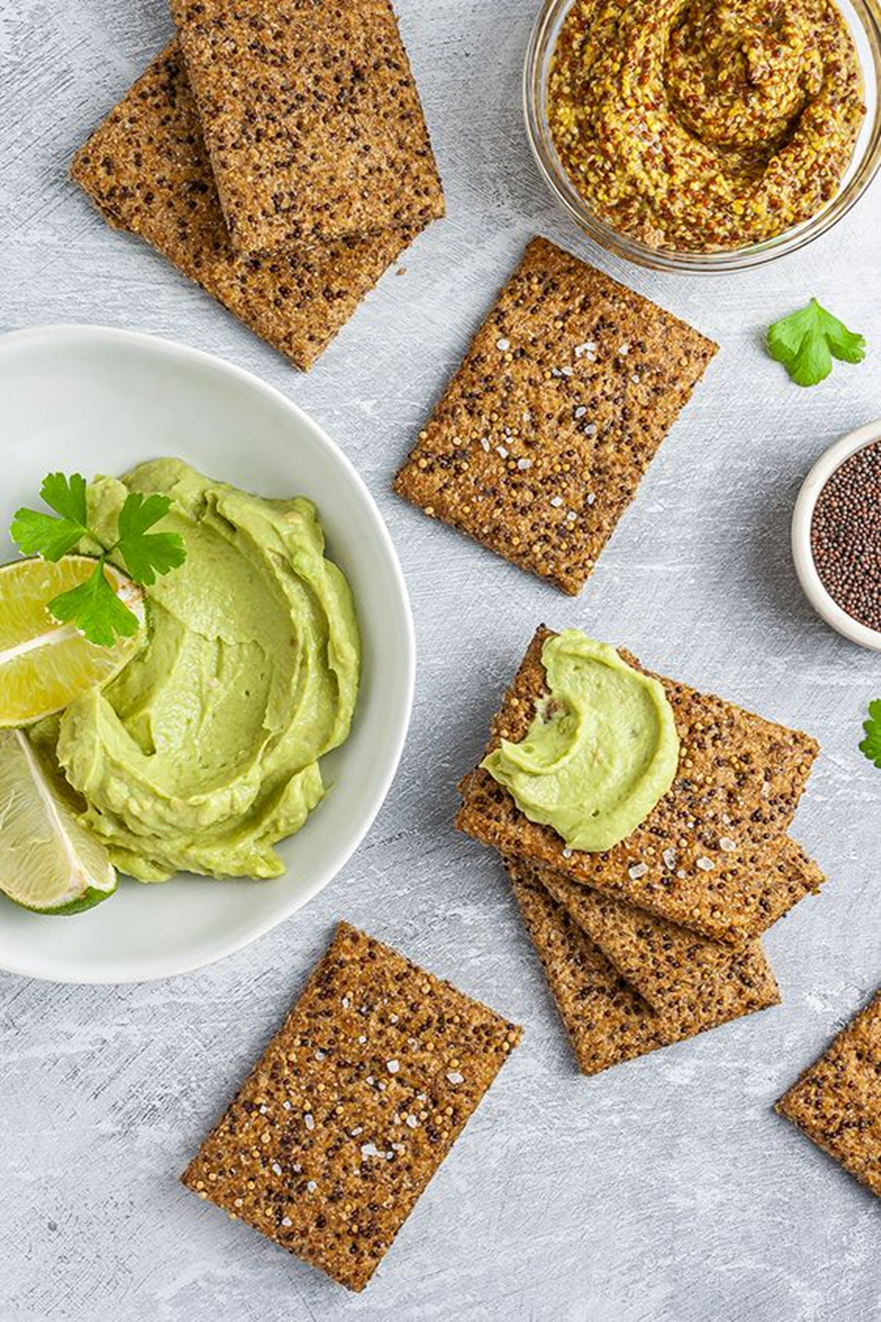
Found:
394,237 -> 718,594
181,921 -> 521,1291
458,628 -> 821,943
508,857 -> 777,1076
70,46 -> 421,371
534,858 -> 782,1032
776,990 -> 880,1197
171,0 -> 444,254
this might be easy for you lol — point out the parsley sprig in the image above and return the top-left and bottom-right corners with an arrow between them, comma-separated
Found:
860,701 -> 881,770
767,299 -> 866,387
11,473 -> 186,647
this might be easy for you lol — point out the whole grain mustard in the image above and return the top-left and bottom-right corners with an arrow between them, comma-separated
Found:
548,0 -> 865,251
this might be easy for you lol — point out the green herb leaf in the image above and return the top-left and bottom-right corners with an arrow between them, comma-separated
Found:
859,700 -> 881,769
9,508 -> 86,561
48,558 -> 142,649
115,492 -> 186,586
40,472 -> 89,526
10,472 -> 91,561
767,299 -> 866,387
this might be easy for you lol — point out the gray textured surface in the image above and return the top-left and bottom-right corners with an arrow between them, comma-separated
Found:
1,1 -> 880,1319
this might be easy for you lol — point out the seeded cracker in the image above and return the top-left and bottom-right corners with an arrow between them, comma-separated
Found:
394,237 -> 717,594
181,922 -> 521,1291
535,861 -> 782,1030
457,628 -> 821,944
776,990 -> 880,1197
70,46 -> 421,371
507,858 -> 777,1076
170,0 -> 445,254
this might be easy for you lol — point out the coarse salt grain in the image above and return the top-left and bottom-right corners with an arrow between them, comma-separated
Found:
719,836 -> 737,852
446,1071 -> 464,1084
550,495 -> 564,507
406,1115 -> 419,1129
629,862 -> 649,880
517,458 -> 532,470
496,338 -> 510,351
663,848 -> 677,869
387,1059 -> 400,1074
696,857 -> 715,871
304,1113 -> 315,1130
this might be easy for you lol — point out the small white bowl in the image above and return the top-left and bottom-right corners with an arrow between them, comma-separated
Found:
791,420 -> 881,651
0,326 -> 415,984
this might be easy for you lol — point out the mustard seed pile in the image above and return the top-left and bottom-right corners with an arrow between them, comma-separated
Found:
811,440 -> 881,632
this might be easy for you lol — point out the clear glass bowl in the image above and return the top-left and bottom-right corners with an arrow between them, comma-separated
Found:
524,0 -> 881,274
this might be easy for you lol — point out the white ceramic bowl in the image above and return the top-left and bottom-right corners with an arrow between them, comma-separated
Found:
791,419 -> 881,651
0,326 -> 415,984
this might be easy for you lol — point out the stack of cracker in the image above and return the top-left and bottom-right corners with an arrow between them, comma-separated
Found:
71,1 -> 444,370
396,236 -> 718,593
456,627 -> 825,1075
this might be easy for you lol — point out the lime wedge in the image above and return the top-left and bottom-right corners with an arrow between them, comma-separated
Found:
0,728 -> 117,914
0,555 -> 145,728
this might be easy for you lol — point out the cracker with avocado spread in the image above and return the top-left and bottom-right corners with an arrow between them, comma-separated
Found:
70,46 -> 421,371
181,921 -> 521,1292
776,990 -> 880,1197
170,0 -> 444,254
507,857 -> 778,1076
457,628 -> 822,944
394,237 -> 718,594
535,860 -> 782,1032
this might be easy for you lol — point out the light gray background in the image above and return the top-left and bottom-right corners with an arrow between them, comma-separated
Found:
1,1 -> 879,1319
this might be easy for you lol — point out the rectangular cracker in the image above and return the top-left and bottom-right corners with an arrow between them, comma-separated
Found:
532,857 -> 781,1033
171,0 -> 444,254
394,237 -> 718,594
507,857 -> 776,1076
458,628 -> 821,944
71,46 -> 420,371
181,921 -> 521,1291
776,991 -> 880,1197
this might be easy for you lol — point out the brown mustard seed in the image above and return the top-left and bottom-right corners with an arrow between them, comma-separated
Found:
811,440 -> 881,633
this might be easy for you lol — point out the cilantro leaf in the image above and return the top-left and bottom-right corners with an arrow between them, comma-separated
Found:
10,472 -> 91,561
767,299 -> 866,387
859,700 -> 881,769
115,492 -> 186,586
10,508 -> 86,561
9,472 -> 188,649
40,472 -> 89,526
48,558 -> 142,648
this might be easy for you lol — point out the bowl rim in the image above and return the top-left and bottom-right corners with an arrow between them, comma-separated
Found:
791,419 -> 881,651
523,0 -> 881,274
0,323 -> 416,984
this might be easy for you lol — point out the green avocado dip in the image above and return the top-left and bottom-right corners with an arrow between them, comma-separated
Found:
482,630 -> 679,852
30,459 -> 361,881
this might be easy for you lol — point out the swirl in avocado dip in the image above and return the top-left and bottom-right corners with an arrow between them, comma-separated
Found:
31,459 -> 360,881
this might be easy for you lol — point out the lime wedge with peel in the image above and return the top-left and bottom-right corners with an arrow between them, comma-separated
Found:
0,555 -> 145,728
0,728 -> 117,914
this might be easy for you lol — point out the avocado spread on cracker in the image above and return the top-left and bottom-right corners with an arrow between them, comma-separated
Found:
482,630 -> 679,851
30,459 -> 360,881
